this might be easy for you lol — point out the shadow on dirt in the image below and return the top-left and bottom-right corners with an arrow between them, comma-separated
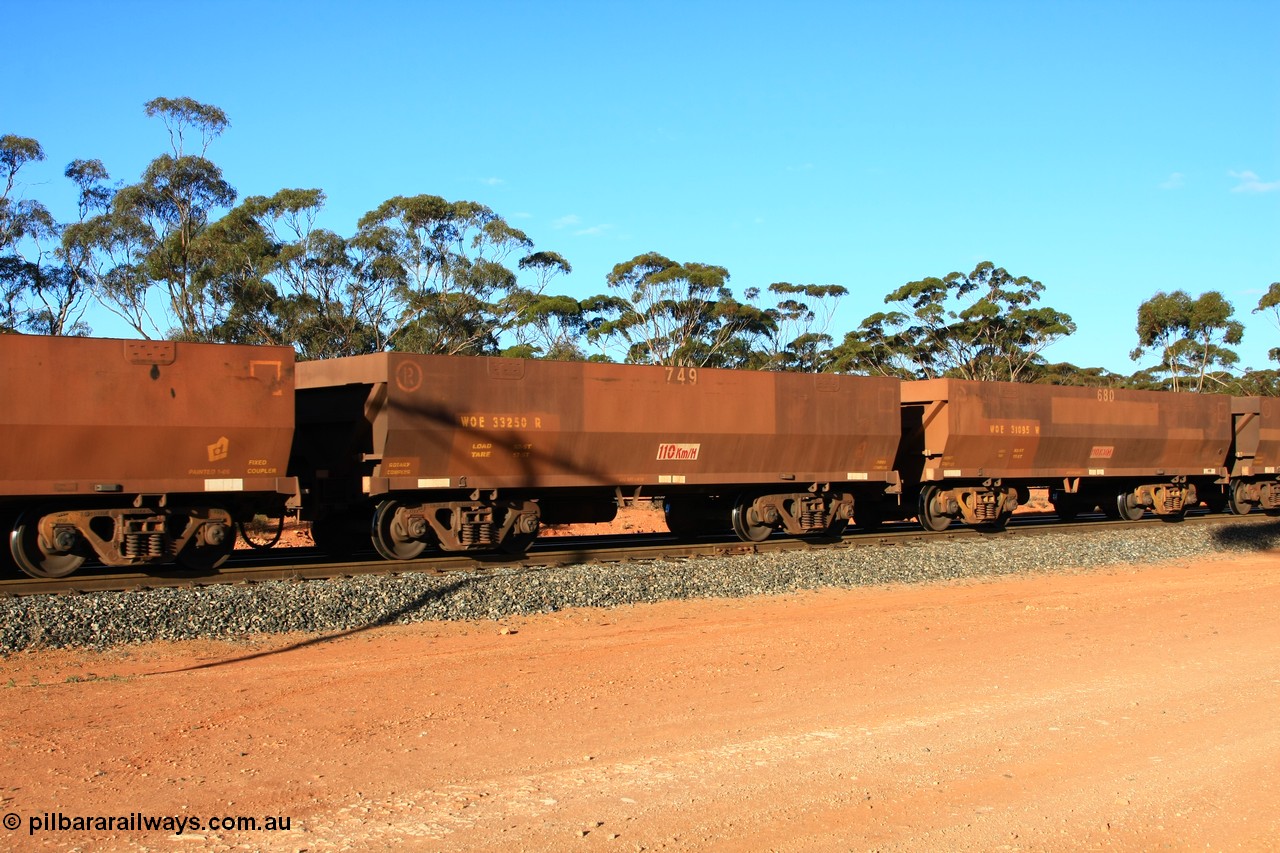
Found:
154,574 -> 478,674
1208,517 -> 1280,551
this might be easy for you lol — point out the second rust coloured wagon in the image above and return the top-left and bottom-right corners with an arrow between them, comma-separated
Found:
1226,397 -> 1280,514
895,379 -> 1231,530
292,354 -> 902,558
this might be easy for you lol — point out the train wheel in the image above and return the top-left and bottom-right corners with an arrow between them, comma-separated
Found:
730,501 -> 772,543
1228,480 -> 1254,516
1115,491 -> 1145,521
917,487 -> 952,532
176,522 -> 235,571
10,511 -> 85,579
371,500 -> 429,561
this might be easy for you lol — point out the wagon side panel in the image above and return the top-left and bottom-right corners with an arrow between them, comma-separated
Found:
0,336 -> 296,499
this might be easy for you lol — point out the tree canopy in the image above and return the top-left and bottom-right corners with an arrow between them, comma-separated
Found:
833,261 -> 1076,382
1130,290 -> 1244,392
2,97 -> 1275,394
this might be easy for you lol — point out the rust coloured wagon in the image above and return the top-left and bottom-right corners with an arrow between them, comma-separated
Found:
292,354 -> 902,558
1,336 -> 298,577
1226,397 -> 1280,514
896,379 -> 1231,529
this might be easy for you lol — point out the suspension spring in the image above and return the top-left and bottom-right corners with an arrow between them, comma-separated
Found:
973,495 -> 999,521
460,524 -> 495,546
123,532 -> 165,559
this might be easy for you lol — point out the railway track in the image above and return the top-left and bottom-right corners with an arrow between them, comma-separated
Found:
2,510 -> 1271,599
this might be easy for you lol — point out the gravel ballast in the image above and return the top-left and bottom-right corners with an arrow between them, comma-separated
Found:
3,518 -> 1277,652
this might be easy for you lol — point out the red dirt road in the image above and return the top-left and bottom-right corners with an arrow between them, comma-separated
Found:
3,552 -> 1279,851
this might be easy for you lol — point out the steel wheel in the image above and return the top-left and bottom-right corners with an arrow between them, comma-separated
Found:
1229,479 -> 1254,516
371,500 -> 429,561
1115,491 -> 1145,521
917,486 -> 952,532
730,501 -> 772,542
10,511 -> 85,579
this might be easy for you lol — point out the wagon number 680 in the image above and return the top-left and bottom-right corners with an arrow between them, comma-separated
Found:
1097,388 -> 1116,402
665,367 -> 699,385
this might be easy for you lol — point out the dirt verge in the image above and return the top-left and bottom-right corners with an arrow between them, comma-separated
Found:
3,551 -> 1278,851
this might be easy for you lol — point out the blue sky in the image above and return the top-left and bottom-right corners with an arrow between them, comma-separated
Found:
5,0 -> 1278,374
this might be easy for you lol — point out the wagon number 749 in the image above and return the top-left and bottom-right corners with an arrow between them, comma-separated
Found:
665,367 -> 699,386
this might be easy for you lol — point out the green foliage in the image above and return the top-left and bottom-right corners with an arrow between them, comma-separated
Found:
1130,289 -> 1244,392
62,97 -> 238,340
833,261 -> 1075,380
349,194 -> 560,355
1027,361 -> 1126,387
144,97 -> 230,158
754,282 -> 848,372
1229,368 -> 1280,397
1252,281 -> 1280,364
15,94 -> 1279,393
589,252 -> 774,367
238,189 -> 380,359
1,134 -> 93,335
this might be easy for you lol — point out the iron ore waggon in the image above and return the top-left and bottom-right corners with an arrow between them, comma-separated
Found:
2,334 -> 1270,581
0,335 -> 298,577
1227,396 -> 1280,514
888,379 -> 1233,530
291,354 -> 903,558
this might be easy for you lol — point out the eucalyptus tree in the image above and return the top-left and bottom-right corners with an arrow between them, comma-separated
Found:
0,135 -> 97,335
1,134 -> 52,331
187,194 -> 284,345
1028,362 -> 1125,387
757,282 -> 847,371
1252,280 -> 1280,364
1130,289 -> 1244,392
589,252 -> 774,367
350,195 -> 562,355
233,188 -> 380,359
832,261 -> 1075,381
499,251 -> 596,359
62,97 -> 237,340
